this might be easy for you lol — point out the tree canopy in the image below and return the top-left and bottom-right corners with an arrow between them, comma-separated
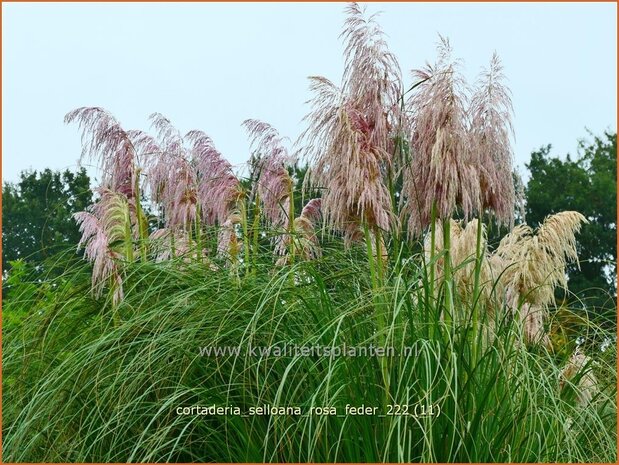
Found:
2,168 -> 92,273
525,131 -> 616,321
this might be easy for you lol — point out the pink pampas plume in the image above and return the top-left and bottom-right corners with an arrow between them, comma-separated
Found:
299,3 -> 403,241
74,188 -> 130,305
469,53 -> 516,227
243,119 -> 293,231
403,37 -> 480,236
65,107 -> 137,199
143,113 -> 199,229
186,130 -> 242,225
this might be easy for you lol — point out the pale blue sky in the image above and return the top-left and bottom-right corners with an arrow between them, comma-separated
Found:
2,2 -> 617,183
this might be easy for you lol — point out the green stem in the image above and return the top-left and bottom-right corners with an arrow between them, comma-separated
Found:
251,193 -> 261,274
364,223 -> 379,298
471,215 -> 484,365
240,197 -> 251,276
442,217 -> 453,327
374,227 -> 385,284
429,202 -> 437,300
364,222 -> 389,412
195,205 -> 203,263
134,169 -> 147,261
112,301 -> 120,328
287,183 -> 295,265
170,232 -> 176,259
124,205 -> 134,263
186,216 -> 193,261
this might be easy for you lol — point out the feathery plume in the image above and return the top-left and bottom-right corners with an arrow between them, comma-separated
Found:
243,119 -> 293,230
149,228 -> 213,265
560,349 -> 599,407
491,211 -> 588,345
143,114 -> 198,229
186,130 -> 242,225
403,37 -> 480,235
423,218 -> 489,296
299,198 -> 322,225
518,300 -> 552,348
469,53 -> 515,226
278,198 -> 324,266
74,188 -> 131,305
149,228 -> 175,262
65,107 -> 137,199
299,2 -> 403,241
495,211 -> 587,307
217,212 -> 243,263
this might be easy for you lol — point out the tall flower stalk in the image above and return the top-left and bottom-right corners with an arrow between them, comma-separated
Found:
65,107 -> 138,200
299,3 -> 405,409
468,53 -> 516,358
187,130 -> 242,265
66,107 -> 149,305
187,130 -> 242,226
404,37 -> 478,323
146,113 -> 199,232
469,53 -> 516,227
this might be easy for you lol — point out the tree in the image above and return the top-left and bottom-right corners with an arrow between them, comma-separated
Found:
2,168 -> 93,273
525,131 -> 616,321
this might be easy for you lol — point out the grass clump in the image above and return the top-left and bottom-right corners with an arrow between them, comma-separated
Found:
3,243 -> 616,462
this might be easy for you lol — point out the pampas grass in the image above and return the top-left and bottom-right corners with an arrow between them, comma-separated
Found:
65,107 -> 138,199
243,119 -> 293,231
493,211 -> 588,306
145,113 -> 199,230
187,130 -> 242,226
403,37 -> 479,235
560,349 -> 600,408
5,3 -> 614,463
469,53 -> 516,227
73,190 -> 128,305
299,3 -> 402,240
3,244 -> 616,462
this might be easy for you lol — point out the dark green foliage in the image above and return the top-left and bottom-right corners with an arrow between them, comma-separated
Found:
3,247 -> 616,462
2,168 -> 92,273
525,132 -> 617,322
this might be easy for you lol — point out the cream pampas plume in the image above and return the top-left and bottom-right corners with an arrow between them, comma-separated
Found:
277,198 -> 324,266
495,211 -> 587,307
560,349 -> 599,407
294,199 -> 323,256
492,211 -> 588,345
299,2 -> 402,242
403,37 -> 480,236
217,212 -> 243,263
509,291 -> 551,348
423,218 -> 488,296
469,53 -> 515,227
